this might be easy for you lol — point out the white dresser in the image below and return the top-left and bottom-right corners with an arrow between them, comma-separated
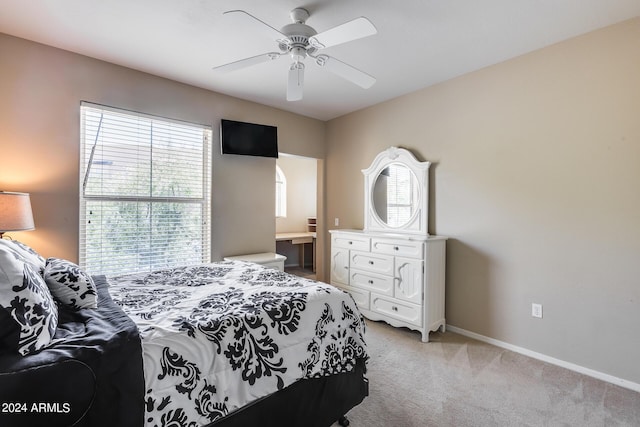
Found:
330,229 -> 446,342
329,146 -> 447,342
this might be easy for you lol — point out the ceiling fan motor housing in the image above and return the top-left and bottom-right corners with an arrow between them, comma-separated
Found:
280,8 -> 318,59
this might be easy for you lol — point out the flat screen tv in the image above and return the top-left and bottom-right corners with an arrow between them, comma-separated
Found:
220,119 -> 278,158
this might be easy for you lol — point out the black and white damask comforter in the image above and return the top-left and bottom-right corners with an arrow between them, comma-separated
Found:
109,261 -> 368,427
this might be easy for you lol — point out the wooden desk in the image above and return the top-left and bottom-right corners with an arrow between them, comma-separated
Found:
276,232 -> 316,271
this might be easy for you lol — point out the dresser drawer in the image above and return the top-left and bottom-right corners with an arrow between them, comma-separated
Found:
371,237 -> 424,258
332,234 -> 370,251
350,270 -> 394,296
370,294 -> 422,327
350,250 -> 394,275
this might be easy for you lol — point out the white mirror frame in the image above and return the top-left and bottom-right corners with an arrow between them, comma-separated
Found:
362,146 -> 430,235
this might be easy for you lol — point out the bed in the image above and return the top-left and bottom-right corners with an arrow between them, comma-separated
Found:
0,239 -> 368,427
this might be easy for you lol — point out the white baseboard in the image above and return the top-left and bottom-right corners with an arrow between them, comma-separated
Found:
446,325 -> 640,393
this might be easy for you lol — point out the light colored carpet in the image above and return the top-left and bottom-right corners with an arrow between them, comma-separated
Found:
285,266 -> 316,280
338,320 -> 640,426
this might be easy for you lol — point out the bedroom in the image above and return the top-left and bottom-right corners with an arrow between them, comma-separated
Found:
1,0 -> 639,425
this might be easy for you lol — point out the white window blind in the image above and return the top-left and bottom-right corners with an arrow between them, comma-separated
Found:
79,102 -> 212,277
386,165 -> 416,227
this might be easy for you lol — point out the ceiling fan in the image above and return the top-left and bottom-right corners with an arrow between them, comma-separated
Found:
213,8 -> 377,101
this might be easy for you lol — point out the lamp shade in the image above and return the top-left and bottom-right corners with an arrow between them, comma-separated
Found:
0,191 -> 35,233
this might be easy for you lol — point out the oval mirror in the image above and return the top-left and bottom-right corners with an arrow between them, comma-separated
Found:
372,162 -> 419,228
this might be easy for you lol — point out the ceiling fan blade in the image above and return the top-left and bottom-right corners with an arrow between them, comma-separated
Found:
213,52 -> 283,73
309,17 -> 377,50
314,55 -> 376,89
223,10 -> 289,44
287,62 -> 305,101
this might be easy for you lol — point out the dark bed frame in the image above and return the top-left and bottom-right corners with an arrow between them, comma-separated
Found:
209,359 -> 368,427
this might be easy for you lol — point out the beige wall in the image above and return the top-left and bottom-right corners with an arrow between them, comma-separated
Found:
326,18 -> 640,385
0,33 -> 325,262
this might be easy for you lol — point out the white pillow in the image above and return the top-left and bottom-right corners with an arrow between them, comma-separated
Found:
0,239 -> 46,275
0,245 -> 58,355
44,258 -> 97,310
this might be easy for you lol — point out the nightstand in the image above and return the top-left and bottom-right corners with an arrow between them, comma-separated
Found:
224,252 -> 287,271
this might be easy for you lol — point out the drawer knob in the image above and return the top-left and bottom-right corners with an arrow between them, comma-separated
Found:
368,280 -> 374,284
348,241 -> 353,245
394,246 -> 399,251
392,306 -> 398,311
368,261 -> 374,265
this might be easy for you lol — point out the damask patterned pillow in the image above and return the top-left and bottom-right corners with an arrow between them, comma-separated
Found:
44,258 -> 97,310
0,239 -> 46,275
0,245 -> 58,355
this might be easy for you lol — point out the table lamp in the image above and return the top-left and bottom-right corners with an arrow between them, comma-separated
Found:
0,191 -> 35,239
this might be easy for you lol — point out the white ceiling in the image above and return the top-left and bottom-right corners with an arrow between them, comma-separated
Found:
1,0 -> 638,121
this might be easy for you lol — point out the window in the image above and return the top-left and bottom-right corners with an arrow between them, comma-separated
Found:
79,102 -> 212,276
276,165 -> 287,218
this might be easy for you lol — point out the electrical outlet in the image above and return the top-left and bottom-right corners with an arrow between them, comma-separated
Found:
334,218 -> 339,226
531,303 -> 543,319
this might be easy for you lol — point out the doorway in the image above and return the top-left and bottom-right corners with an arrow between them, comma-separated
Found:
276,154 -> 319,280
